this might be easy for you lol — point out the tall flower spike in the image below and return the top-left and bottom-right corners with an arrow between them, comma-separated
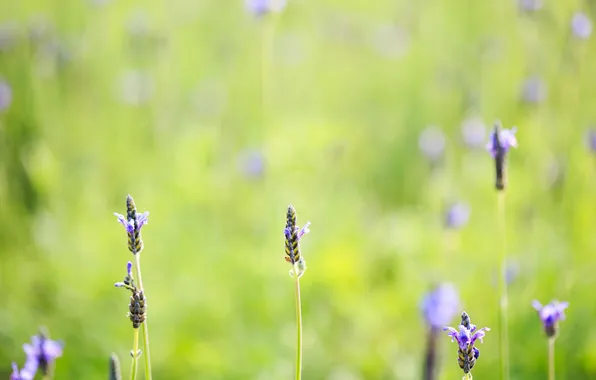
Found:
114,195 -> 149,254
487,122 -> 517,190
443,311 -> 490,375
284,205 -> 310,266
532,300 -> 569,338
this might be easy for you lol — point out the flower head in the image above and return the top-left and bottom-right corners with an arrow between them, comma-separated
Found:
15,332 -> 64,379
443,311 -> 489,374
486,127 -> 517,158
114,195 -> 149,254
444,202 -> 470,229
532,300 -> 569,337
284,205 -> 310,277
245,0 -> 286,16
572,12 -> 592,39
421,283 -> 459,328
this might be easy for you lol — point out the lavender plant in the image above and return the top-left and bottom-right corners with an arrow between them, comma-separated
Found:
10,329 -> 63,380
284,205 -> 310,380
532,300 -> 569,380
110,353 -> 123,380
443,311 -> 490,380
114,195 -> 152,380
421,284 -> 459,380
486,123 -> 517,380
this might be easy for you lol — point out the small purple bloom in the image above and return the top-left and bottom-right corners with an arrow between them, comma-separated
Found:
445,203 -> 470,229
19,334 -> 63,379
532,300 -> 569,337
486,127 -> 517,158
521,76 -> 547,104
10,363 -> 19,380
518,0 -> 543,12
572,12 -> 592,39
443,325 -> 489,351
127,261 -> 133,277
419,125 -> 446,161
0,80 -> 12,112
245,0 -> 286,16
114,211 -> 149,235
421,284 -> 459,328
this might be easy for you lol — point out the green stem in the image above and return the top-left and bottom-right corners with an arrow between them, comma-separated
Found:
549,338 -> 555,380
130,329 -> 139,380
498,191 -> 509,380
293,267 -> 303,380
134,254 -> 152,380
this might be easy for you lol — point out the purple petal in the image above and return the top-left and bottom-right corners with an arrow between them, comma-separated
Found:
297,222 -> 311,239
126,261 -> 133,276
10,363 -> 19,380
283,227 -> 292,240
114,213 -> 134,234
114,282 -> 126,287
471,327 -> 490,345
136,212 -> 149,229
532,300 -> 543,311
41,339 -> 63,360
457,325 -> 471,350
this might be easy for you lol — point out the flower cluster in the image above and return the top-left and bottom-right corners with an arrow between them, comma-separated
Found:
114,195 -> 149,255
284,205 -> 310,277
532,300 -> 569,338
443,312 -> 490,374
11,331 -> 63,380
115,261 -> 147,329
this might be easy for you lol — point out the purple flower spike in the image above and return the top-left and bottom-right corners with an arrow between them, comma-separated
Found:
487,127 -> 517,158
532,300 -> 569,337
421,283 -> 459,328
245,0 -> 286,16
443,311 -> 489,374
572,12 -> 592,40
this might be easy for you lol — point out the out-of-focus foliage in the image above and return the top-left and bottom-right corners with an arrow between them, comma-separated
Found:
0,0 -> 595,379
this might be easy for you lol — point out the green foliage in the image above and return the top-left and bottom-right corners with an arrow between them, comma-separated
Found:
1,0 -> 595,379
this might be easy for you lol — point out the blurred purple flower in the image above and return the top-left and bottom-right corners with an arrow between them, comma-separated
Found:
421,284 -> 459,328
419,126 -> 446,161
461,117 -> 486,149
486,127 -> 517,158
0,80 -> 12,112
445,202 -> 470,229
444,325 -> 489,351
237,149 -> 265,179
586,129 -> 596,152
521,76 -> 547,104
518,0 -> 543,12
532,300 -> 569,337
13,334 -> 64,379
572,12 -> 592,39
245,0 -> 286,16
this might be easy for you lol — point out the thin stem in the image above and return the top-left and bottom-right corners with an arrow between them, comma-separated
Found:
134,254 -> 152,380
422,326 -> 438,380
293,267 -> 303,380
130,329 -> 139,380
549,337 -> 556,380
497,191 -> 510,380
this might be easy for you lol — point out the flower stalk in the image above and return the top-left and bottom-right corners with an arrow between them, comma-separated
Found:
548,337 -> 555,380
283,205 -> 310,380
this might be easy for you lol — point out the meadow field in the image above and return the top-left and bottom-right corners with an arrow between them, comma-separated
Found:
0,0 -> 595,379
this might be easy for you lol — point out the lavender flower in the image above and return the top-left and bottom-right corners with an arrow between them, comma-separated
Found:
284,205 -> 310,277
245,0 -> 286,16
422,284 -> 459,328
487,124 -> 518,190
11,332 -> 64,380
419,126 -> 446,161
532,300 -> 569,337
0,80 -> 12,112
518,0 -> 543,12
114,261 -> 146,328
443,312 -> 490,374
571,12 -> 592,39
444,203 -> 470,229
114,195 -> 149,254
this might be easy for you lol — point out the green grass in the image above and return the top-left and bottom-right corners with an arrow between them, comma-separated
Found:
0,0 -> 595,379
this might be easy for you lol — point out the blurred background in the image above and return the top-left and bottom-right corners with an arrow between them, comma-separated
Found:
1,0 -> 596,379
